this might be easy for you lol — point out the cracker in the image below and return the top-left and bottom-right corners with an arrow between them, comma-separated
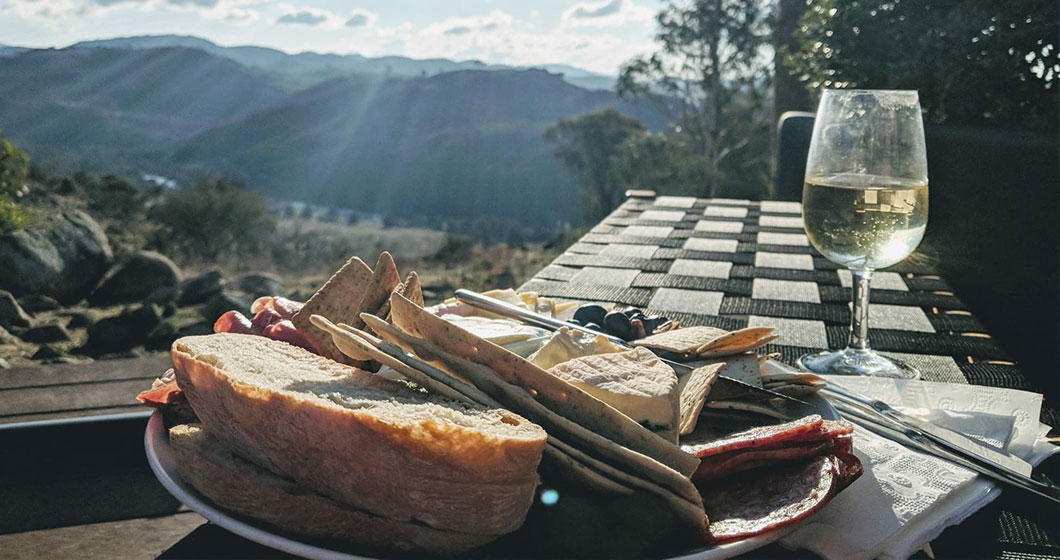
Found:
677,363 -> 724,436
350,252 -> 401,329
634,326 -> 729,356
387,293 -> 701,478
696,327 -> 777,358
400,271 -> 424,307
292,256 -> 373,366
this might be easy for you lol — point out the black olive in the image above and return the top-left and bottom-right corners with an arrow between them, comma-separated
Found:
622,308 -> 643,318
584,322 -> 602,331
603,311 -> 633,340
573,304 -> 607,326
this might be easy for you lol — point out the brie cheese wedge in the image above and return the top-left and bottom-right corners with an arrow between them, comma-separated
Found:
549,347 -> 680,443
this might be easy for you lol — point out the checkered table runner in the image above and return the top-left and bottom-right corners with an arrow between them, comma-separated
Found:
522,195 -> 1026,388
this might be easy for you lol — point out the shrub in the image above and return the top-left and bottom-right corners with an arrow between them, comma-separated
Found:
148,177 -> 275,262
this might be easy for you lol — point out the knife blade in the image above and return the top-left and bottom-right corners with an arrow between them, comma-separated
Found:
823,382 -> 1034,476
453,289 -> 818,418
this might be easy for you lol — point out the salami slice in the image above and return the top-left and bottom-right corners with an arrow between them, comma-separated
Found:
682,415 -> 824,457
702,454 -> 848,542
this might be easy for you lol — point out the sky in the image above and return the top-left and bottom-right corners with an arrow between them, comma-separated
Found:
0,0 -> 668,74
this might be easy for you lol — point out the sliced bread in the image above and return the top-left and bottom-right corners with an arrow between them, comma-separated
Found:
171,333 -> 547,536
169,423 -> 496,554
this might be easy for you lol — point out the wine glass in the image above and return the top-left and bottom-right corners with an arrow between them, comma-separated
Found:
797,89 -> 928,378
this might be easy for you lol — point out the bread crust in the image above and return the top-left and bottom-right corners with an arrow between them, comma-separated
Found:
172,334 -> 547,535
169,423 -> 497,555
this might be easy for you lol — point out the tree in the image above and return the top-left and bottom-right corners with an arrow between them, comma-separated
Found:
784,0 -> 1059,131
148,177 -> 275,262
608,132 -> 712,196
544,109 -> 646,221
619,0 -> 774,198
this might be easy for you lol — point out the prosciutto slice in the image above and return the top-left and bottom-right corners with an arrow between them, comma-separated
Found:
701,452 -> 863,542
682,415 -> 855,481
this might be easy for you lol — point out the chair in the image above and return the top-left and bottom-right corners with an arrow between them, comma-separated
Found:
773,111 -> 816,201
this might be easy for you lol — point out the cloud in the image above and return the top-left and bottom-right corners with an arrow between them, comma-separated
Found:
344,9 -> 375,28
443,26 -> 471,36
561,0 -> 653,28
569,0 -> 621,18
276,10 -> 327,25
166,0 -> 219,7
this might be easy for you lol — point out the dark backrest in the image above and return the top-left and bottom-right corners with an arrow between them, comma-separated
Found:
773,113 -> 1060,396
774,111 -> 816,201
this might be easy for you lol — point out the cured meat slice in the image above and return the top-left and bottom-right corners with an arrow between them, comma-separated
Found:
683,416 -> 856,481
702,453 -> 862,542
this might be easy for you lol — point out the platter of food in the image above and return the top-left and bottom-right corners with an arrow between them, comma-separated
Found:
139,252 -> 863,559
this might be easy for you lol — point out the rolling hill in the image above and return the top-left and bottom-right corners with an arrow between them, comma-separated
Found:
0,38 -> 667,231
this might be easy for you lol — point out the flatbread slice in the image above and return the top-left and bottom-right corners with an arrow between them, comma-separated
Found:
677,363 -> 723,436
387,293 -> 701,478
634,326 -> 728,357
292,256 -> 374,366
696,327 -> 777,358
350,252 -> 401,329
400,271 -> 424,307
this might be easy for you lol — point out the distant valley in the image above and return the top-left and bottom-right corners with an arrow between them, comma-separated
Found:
0,36 -> 665,232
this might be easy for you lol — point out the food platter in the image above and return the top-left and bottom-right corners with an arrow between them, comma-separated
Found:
145,388 -> 841,560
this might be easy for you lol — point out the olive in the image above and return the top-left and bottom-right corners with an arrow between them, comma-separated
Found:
603,311 -> 633,340
573,304 -> 607,326
584,322 -> 603,331
622,308 -> 643,318
630,318 -> 646,340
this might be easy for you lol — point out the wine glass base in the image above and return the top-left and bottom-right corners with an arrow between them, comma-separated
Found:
797,347 -> 920,379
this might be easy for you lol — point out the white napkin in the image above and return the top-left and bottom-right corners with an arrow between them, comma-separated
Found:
779,377 -> 1059,560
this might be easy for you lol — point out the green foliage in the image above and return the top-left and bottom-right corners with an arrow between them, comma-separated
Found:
785,0 -> 1059,131
0,195 -> 30,235
0,131 -> 30,234
544,109 -> 646,221
608,133 -> 712,196
148,177 -> 275,262
618,0 -> 774,198
72,172 -> 146,219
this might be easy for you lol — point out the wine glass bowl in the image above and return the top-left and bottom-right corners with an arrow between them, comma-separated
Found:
797,90 -> 929,379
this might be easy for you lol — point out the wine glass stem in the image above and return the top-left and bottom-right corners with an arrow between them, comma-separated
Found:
848,269 -> 872,350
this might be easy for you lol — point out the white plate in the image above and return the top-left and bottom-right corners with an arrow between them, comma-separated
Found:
145,393 -> 839,560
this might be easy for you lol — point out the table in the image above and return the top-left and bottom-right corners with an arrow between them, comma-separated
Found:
3,194 -> 1056,559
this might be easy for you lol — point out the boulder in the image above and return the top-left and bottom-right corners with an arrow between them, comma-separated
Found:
83,305 -> 162,355
0,325 -> 20,345
178,271 -> 224,306
200,290 -> 253,324
145,320 -> 178,351
20,324 -> 70,343
177,321 -> 214,337
0,209 -> 113,303
0,290 -> 31,329
32,344 -> 64,360
17,294 -> 60,313
144,285 -> 179,305
62,309 -> 95,329
90,251 -> 182,306
237,273 -> 284,298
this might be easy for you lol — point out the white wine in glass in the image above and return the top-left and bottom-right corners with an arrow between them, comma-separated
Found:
798,90 -> 929,378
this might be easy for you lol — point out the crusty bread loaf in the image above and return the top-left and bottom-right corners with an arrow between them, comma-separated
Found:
169,423 -> 496,555
171,334 -> 547,536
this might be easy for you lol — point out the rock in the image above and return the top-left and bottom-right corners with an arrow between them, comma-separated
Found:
0,357 -> 9,369
145,320 -> 178,351
0,209 -> 113,303
178,271 -> 224,306
63,309 -> 95,329
237,273 -> 284,298
200,290 -> 253,323
17,294 -> 60,313
144,285 -> 179,305
177,321 -> 214,337
0,290 -> 32,329
32,344 -> 64,360
89,251 -> 182,306
83,305 -> 162,355
0,325 -> 20,345
20,324 -> 70,343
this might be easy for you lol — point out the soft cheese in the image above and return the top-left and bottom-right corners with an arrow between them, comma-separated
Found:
548,347 -> 681,443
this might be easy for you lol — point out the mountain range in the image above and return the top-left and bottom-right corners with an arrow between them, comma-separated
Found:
0,35 -> 662,231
